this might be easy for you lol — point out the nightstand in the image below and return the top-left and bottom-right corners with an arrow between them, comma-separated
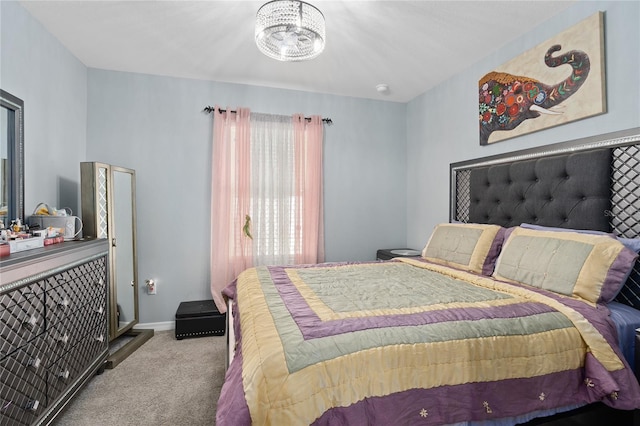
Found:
376,248 -> 421,261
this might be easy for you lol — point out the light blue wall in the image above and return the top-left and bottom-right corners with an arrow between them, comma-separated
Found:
4,0 -> 639,325
3,1 -> 406,324
86,70 -> 407,322
1,1 -> 88,215
406,0 -> 640,251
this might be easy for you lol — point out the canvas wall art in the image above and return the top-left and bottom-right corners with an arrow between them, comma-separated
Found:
479,12 -> 606,145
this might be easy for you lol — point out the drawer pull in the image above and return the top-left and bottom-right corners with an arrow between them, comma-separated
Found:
96,334 -> 105,343
95,306 -> 104,315
25,400 -> 40,412
22,314 -> 38,328
55,333 -> 69,344
57,298 -> 70,308
95,278 -> 104,286
27,357 -> 42,369
58,370 -> 70,380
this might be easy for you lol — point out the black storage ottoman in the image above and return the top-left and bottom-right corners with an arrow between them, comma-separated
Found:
175,300 -> 226,340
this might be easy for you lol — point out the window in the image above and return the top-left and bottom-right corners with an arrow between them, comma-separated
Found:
210,107 -> 324,311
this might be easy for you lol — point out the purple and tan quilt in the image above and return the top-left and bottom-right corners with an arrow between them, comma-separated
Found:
216,258 -> 640,425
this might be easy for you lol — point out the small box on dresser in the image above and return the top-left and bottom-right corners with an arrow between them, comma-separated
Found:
175,300 -> 225,340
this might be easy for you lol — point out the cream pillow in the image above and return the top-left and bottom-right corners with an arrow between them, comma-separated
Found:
493,227 -> 638,304
422,223 -> 505,275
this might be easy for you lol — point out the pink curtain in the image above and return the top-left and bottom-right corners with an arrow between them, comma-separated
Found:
210,109 -> 324,311
210,106 -> 252,313
293,114 -> 325,264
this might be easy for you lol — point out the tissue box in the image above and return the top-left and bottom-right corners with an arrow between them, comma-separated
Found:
9,236 -> 45,253
175,300 -> 225,340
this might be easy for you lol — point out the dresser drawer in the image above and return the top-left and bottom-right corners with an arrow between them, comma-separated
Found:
46,308 -> 108,367
0,337 -> 49,381
46,324 -> 108,403
0,339 -> 48,426
0,387 -> 44,426
0,283 -> 46,359
44,257 -> 106,293
44,257 -> 107,324
45,279 -> 107,326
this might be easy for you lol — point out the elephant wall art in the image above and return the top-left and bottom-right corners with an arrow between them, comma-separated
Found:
479,44 -> 590,146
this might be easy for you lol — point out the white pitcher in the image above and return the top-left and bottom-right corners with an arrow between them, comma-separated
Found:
64,216 -> 83,241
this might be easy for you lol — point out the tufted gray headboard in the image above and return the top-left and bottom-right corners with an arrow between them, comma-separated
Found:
468,148 -> 612,231
450,127 -> 640,309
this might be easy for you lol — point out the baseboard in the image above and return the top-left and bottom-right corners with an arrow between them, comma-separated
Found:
137,321 -> 174,331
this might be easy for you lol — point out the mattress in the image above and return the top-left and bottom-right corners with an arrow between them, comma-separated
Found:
608,301 -> 640,372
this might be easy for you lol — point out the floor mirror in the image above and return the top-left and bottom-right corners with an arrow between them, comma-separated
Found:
81,162 -> 153,368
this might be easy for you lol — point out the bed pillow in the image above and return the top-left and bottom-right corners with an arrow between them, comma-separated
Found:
520,223 -> 640,253
493,227 -> 639,304
422,223 -> 505,275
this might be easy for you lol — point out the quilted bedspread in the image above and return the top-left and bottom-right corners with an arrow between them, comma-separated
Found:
216,258 -> 640,425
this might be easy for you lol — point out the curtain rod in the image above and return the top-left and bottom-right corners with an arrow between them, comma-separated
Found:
203,105 -> 332,125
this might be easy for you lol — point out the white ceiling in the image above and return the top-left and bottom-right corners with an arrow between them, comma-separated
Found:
19,0 -> 576,103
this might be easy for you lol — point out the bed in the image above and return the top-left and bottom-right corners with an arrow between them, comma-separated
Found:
216,127 -> 640,425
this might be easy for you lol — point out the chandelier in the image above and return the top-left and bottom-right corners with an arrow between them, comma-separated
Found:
255,0 -> 326,62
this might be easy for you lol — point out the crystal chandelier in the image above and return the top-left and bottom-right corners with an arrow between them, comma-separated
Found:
255,0 -> 326,62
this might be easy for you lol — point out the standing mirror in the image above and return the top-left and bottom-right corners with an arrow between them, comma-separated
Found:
0,90 -> 25,229
111,166 -> 138,334
81,162 -> 152,369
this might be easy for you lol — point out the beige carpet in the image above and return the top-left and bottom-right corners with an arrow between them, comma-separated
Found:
52,330 -> 226,426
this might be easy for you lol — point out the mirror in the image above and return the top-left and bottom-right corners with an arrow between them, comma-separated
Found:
112,167 -> 138,335
0,90 -> 25,229
81,161 -> 150,368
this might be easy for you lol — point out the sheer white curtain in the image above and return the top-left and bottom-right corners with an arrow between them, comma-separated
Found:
250,113 -> 297,266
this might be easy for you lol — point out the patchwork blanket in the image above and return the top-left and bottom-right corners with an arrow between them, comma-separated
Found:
216,259 -> 640,425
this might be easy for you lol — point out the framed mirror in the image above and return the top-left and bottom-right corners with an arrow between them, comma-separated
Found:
0,90 -> 25,229
111,166 -> 138,338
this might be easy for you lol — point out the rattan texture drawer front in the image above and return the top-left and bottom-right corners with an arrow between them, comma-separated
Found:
43,256 -> 107,292
0,337 -> 48,425
46,320 -> 83,367
45,283 -> 106,335
44,257 -> 108,367
1,338 -> 49,383
0,381 -> 45,426
44,257 -> 107,322
46,324 -> 107,403
0,283 -> 46,360
45,298 -> 107,367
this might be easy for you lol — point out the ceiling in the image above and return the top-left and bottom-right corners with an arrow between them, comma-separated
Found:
19,0 -> 576,103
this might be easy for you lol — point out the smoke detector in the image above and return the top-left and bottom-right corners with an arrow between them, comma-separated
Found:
376,84 -> 389,94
